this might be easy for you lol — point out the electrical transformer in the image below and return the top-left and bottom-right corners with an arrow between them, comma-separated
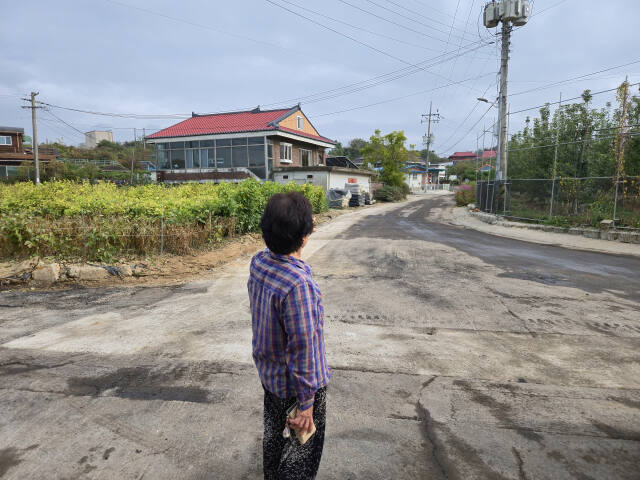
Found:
483,2 -> 499,28
484,0 -> 531,27
503,0 -> 531,25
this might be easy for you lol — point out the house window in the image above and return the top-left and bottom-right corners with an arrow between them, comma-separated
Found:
0,136 -> 12,145
283,175 -> 289,179
297,116 -> 303,130
280,143 -> 292,163
301,149 -> 311,167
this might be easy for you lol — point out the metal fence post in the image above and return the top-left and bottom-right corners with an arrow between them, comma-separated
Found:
160,203 -> 164,255
81,210 -> 86,259
549,93 -> 563,218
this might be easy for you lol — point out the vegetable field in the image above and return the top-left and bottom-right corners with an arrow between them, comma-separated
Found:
0,180 -> 327,261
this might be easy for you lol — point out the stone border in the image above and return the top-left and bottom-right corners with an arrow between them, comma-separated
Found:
1,259 -> 142,287
468,208 -> 640,244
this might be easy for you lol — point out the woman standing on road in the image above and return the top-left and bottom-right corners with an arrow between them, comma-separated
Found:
248,192 -> 330,480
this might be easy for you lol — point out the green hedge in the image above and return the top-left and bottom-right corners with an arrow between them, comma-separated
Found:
0,179 -> 327,261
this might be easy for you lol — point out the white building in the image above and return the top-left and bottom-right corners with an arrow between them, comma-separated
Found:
85,130 -> 114,149
273,166 -> 376,194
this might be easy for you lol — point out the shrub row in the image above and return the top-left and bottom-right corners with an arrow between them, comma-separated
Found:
0,180 -> 327,261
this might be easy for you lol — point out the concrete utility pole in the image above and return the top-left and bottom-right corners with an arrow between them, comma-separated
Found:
421,101 -> 440,183
483,0 -> 531,182
21,92 -> 42,184
495,22 -> 511,181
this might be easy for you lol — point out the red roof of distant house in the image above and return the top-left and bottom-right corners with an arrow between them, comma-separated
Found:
146,106 -> 335,144
449,151 -> 475,158
481,150 -> 497,159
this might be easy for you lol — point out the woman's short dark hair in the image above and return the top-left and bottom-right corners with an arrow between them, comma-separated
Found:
260,192 -> 314,255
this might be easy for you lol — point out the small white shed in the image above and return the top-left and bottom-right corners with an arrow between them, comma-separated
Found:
273,166 -> 377,194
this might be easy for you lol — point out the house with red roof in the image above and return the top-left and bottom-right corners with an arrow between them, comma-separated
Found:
448,151 -> 476,164
145,105 -> 335,183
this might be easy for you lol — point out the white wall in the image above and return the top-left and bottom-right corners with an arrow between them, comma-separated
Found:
328,171 -> 371,193
273,170 -> 372,194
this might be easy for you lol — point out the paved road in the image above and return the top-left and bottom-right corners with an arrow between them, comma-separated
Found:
1,195 -> 639,479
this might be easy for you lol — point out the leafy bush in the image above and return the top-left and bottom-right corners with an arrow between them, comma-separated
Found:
454,184 -> 476,206
374,184 -> 407,202
0,180 -> 327,261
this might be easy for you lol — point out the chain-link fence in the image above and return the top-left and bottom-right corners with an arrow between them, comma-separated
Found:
476,176 -> 640,229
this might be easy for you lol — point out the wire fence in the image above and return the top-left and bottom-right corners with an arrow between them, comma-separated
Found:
476,176 -> 640,229
0,210 -> 237,262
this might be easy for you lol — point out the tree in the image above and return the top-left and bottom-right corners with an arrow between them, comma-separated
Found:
362,130 -> 408,187
447,162 -> 478,183
419,149 -> 445,164
329,141 -> 346,157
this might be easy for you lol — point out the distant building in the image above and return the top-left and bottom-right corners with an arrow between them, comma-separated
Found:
403,162 -> 427,192
478,149 -> 497,161
145,105 -> 335,183
85,130 -> 114,149
273,166 -> 375,194
448,151 -> 476,164
0,126 -> 57,179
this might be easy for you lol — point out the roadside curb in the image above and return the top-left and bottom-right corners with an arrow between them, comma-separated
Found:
469,210 -> 640,244
448,207 -> 640,258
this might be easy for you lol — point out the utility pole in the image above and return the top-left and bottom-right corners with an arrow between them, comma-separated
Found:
421,101 -> 441,183
21,92 -> 43,185
131,128 -> 136,184
483,0 -> 531,182
495,22 -> 511,181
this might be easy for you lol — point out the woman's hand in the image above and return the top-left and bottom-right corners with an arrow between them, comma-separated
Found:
288,405 -> 314,434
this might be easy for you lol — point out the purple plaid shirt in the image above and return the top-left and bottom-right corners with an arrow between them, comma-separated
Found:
248,249 -> 330,411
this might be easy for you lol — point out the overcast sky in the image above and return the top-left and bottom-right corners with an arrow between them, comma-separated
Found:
1,0 -> 639,155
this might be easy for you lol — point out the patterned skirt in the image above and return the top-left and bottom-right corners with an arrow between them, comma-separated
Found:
262,386 -> 327,480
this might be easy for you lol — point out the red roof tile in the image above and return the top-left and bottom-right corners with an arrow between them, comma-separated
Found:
449,151 -> 475,158
146,107 -> 335,145
146,108 -> 290,139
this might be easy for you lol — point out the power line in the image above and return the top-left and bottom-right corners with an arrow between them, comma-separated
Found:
259,40 -> 493,108
439,104 -> 495,154
383,0 -> 479,39
438,80 -> 497,148
510,59 -> 640,97
311,72 -> 495,118
336,0 -> 479,45
265,0 -> 416,65
267,0 -> 441,53
509,82 -> 640,116
362,0 -> 474,43
102,0 -> 324,60
507,131 -> 640,152
45,109 -> 86,136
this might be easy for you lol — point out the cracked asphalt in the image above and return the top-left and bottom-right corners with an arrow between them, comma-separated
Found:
1,194 -> 639,479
